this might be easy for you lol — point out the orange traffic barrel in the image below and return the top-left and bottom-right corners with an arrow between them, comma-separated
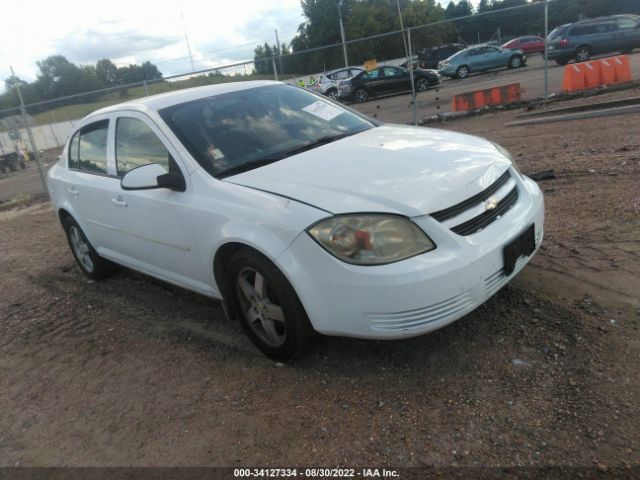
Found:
612,55 -> 631,83
562,64 -> 586,92
582,61 -> 600,88
599,59 -> 616,85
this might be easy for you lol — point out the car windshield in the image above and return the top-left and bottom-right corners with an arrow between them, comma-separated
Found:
159,84 -> 374,178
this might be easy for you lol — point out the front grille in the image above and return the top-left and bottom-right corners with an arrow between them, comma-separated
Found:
451,187 -> 519,236
431,169 -> 518,236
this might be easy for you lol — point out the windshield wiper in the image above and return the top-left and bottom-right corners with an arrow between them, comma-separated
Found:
216,156 -> 285,179
282,132 -> 354,157
216,132 -> 356,179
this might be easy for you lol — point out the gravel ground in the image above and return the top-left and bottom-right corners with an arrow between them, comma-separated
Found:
1,93 -> 639,470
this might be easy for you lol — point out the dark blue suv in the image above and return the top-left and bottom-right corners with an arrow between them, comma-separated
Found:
547,14 -> 640,65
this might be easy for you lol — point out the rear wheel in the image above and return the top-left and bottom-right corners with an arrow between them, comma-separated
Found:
354,88 -> 368,103
228,249 -> 315,361
575,45 -> 591,62
455,65 -> 470,79
62,216 -> 115,280
508,55 -> 523,69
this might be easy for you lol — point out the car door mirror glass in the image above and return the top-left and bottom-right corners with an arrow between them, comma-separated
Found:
121,163 -> 168,190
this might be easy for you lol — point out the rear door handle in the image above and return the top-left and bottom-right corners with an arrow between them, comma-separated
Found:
67,186 -> 79,196
111,196 -> 127,208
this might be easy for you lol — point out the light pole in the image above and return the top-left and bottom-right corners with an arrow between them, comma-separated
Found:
337,0 -> 349,67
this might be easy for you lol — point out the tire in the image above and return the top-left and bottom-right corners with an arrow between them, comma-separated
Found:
9,163 -> 17,172
228,248 -> 315,361
555,57 -> 569,66
415,77 -> 429,92
575,45 -> 591,62
325,88 -> 338,100
508,55 -> 523,69
455,65 -> 470,79
353,87 -> 368,103
62,216 -> 115,280
19,161 -> 26,169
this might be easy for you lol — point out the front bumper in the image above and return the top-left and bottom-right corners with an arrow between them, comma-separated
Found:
276,172 -> 544,339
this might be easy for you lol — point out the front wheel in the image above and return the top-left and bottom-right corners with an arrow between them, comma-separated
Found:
508,55 -> 523,69
228,249 -> 315,361
555,57 -> 569,66
63,216 -> 115,280
415,77 -> 430,92
353,88 -> 368,103
456,65 -> 470,79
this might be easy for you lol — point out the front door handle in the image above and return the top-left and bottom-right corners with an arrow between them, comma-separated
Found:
67,186 -> 79,196
111,196 -> 127,208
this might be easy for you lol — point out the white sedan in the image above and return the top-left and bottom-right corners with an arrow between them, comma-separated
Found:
47,81 -> 544,360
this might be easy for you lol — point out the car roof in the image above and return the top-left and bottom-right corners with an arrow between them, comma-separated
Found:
574,14 -> 639,25
88,80 -> 284,116
322,66 -> 364,75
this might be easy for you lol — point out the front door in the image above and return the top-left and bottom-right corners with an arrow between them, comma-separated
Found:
102,112 -> 209,293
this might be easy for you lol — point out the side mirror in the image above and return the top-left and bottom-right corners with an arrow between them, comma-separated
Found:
121,163 -> 185,192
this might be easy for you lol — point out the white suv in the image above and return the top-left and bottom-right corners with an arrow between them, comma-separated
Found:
48,81 -> 544,360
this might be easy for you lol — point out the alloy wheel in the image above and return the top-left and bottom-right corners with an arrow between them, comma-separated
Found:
510,56 -> 522,68
457,66 -> 469,79
69,225 -> 94,273
236,267 -> 286,348
416,78 -> 428,92
354,89 -> 368,102
576,47 -> 590,62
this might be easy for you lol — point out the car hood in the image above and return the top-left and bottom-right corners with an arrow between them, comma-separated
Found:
225,125 -> 512,216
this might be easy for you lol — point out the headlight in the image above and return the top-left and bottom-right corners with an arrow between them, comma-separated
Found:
492,141 -> 522,177
307,214 -> 435,265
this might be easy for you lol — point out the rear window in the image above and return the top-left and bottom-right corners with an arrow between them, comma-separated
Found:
549,25 -> 570,39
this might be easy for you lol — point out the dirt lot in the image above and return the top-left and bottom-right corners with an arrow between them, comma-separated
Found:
1,92 -> 639,470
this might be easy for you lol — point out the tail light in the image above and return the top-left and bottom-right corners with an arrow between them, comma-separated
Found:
559,38 -> 570,47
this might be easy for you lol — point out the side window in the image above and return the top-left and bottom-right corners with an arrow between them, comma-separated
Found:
68,131 -> 79,169
115,117 -> 170,177
334,70 -> 350,80
383,67 -> 399,76
78,120 -> 109,174
364,69 -> 380,79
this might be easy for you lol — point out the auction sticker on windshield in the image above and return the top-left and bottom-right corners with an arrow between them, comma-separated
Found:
302,101 -> 343,121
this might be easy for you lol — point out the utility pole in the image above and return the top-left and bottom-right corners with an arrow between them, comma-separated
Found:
180,9 -> 195,73
396,0 -> 409,60
544,0 -> 549,101
337,0 -> 349,67
275,29 -> 284,76
10,66 -> 48,197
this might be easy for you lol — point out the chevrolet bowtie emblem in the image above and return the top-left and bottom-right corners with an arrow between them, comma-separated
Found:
485,197 -> 499,211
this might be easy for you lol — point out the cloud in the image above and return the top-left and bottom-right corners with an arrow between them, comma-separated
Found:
55,29 -> 182,64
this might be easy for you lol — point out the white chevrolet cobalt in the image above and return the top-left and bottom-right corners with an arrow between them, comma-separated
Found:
47,81 -> 544,360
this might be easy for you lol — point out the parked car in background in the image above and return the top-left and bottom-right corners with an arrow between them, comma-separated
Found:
547,14 -> 640,65
502,36 -> 545,55
311,67 -> 365,100
47,81 -> 543,360
438,44 -> 527,79
417,44 -> 466,69
338,66 -> 441,102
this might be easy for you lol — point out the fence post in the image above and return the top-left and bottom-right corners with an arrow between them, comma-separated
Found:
407,28 -> 418,126
272,57 -> 279,81
10,66 -> 49,198
337,0 -> 349,67
544,0 -> 549,101
143,80 -> 150,96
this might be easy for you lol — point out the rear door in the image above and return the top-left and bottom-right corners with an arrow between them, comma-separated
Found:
360,68 -> 387,96
63,117 -> 125,253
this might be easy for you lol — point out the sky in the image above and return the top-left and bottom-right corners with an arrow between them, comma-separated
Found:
1,0 -> 471,85
1,0 -> 305,84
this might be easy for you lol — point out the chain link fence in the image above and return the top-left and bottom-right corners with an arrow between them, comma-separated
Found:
1,0 -> 640,203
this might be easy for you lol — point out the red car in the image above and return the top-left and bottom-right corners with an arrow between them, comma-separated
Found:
502,36 -> 545,55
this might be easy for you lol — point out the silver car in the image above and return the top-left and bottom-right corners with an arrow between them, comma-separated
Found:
311,67 -> 365,100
